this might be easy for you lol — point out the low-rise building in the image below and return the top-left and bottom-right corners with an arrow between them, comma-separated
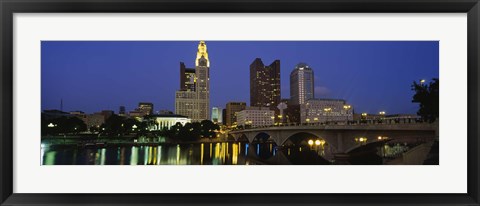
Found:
237,107 -> 275,127
225,102 -> 247,127
300,99 -> 353,123
144,114 -> 191,131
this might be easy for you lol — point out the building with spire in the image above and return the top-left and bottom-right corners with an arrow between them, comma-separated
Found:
175,41 -> 210,122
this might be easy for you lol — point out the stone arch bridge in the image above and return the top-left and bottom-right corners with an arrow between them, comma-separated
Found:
228,123 -> 438,153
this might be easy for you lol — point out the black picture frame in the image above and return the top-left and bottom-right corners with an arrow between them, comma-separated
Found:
1,0 -> 479,205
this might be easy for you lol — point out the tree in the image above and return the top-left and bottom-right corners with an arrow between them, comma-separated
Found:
200,120 -> 219,139
412,78 -> 439,123
101,115 -> 124,136
41,115 -> 87,135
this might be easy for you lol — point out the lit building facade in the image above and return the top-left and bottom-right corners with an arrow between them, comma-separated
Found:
225,102 -> 246,127
250,58 -> 281,109
300,99 -> 353,123
138,102 -> 154,116
290,63 -> 314,105
180,62 -> 196,91
237,107 -> 275,127
175,41 -> 210,122
129,110 -> 145,121
211,107 -> 222,124
145,114 -> 191,131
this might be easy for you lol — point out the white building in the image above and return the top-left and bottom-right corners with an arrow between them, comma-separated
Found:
145,114 -> 191,131
237,107 -> 275,127
300,99 -> 353,124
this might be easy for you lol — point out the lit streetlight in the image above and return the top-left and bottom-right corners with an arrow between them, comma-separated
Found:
308,139 -> 314,146
377,136 -> 388,141
355,137 -> 368,145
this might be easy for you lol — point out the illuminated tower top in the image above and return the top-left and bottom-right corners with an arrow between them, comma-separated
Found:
195,41 -> 210,67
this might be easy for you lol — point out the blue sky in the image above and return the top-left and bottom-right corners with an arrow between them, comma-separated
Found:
41,41 -> 439,115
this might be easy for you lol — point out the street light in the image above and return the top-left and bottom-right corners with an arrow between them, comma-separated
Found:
315,139 -> 325,147
378,136 -> 388,141
308,139 -> 314,146
379,111 -> 386,115
355,137 -> 368,145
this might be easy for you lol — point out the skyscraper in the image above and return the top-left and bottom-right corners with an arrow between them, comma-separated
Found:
250,58 -> 281,109
175,41 -> 210,122
290,63 -> 314,105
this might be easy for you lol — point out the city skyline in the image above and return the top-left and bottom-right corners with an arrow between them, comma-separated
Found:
41,41 -> 439,115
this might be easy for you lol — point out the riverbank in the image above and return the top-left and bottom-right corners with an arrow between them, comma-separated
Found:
41,134 -> 239,148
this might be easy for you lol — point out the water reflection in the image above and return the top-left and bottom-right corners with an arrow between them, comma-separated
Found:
41,140 -> 399,165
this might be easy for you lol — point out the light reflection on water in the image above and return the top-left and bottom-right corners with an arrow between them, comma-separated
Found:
41,139 -> 403,165
42,142 -> 284,165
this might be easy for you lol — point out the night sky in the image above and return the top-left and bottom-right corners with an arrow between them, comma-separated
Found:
41,41 -> 439,115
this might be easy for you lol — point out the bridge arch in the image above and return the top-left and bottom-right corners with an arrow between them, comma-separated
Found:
251,131 -> 275,144
276,131 -> 337,149
236,134 -> 249,142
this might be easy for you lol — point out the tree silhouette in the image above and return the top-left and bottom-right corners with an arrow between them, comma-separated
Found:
41,115 -> 87,135
411,78 -> 439,123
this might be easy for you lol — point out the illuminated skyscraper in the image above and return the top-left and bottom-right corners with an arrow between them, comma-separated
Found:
175,41 -> 210,122
250,58 -> 281,109
290,63 -> 314,105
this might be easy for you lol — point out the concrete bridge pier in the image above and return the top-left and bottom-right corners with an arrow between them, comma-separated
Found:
336,133 -> 344,153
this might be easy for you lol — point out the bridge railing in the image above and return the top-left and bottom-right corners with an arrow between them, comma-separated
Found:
231,118 -> 430,131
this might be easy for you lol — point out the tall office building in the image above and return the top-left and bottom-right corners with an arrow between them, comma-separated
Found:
290,63 -> 314,105
250,58 -> 281,109
211,107 -> 222,124
225,102 -> 247,127
175,41 -> 210,122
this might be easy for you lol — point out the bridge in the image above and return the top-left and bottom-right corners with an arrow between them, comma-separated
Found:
228,122 -> 438,154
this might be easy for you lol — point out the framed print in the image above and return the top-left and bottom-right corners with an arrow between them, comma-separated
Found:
1,0 -> 479,205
